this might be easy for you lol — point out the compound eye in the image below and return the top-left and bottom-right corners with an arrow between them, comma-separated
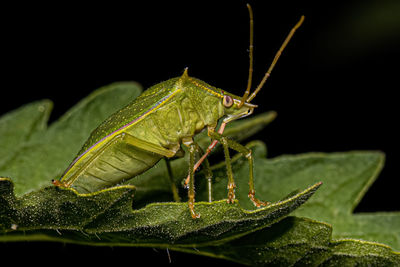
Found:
223,95 -> 234,108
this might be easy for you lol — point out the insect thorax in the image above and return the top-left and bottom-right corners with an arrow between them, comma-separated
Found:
124,76 -> 225,149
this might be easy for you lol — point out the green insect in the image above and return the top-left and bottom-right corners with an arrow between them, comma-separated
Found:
52,5 -> 304,218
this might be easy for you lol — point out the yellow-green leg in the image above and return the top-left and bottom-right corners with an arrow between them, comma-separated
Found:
193,143 -> 213,202
220,137 -> 236,203
182,137 -> 201,219
188,143 -> 200,218
208,130 -> 269,207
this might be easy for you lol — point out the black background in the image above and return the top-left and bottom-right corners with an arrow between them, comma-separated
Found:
1,0 -> 399,265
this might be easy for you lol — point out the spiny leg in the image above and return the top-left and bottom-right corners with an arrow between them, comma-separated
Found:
193,142 -> 213,202
164,159 -> 180,202
183,143 -> 213,198
182,138 -> 200,219
188,143 -> 200,218
184,122 -> 227,187
220,137 -> 236,204
208,130 -> 269,207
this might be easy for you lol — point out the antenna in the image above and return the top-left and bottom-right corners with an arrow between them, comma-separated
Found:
246,15 -> 305,102
238,3 -> 254,108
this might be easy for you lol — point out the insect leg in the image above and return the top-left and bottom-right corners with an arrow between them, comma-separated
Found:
193,142 -> 213,202
208,130 -> 269,207
220,137 -> 236,204
122,133 -> 176,158
182,137 -> 200,218
188,143 -> 200,218
164,159 -> 180,202
183,122 -> 227,187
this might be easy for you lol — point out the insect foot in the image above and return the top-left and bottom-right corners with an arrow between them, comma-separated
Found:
227,183 -> 236,204
248,190 -> 270,207
52,179 -> 66,188
188,199 -> 201,219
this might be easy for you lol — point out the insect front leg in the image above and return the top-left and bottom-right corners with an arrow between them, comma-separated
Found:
208,130 -> 270,207
205,130 -> 236,204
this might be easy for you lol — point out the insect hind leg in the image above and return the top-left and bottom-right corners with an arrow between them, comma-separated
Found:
187,143 -> 200,218
193,143 -> 213,202
183,142 -> 213,202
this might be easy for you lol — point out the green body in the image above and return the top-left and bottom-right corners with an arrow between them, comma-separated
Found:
59,71 -> 249,193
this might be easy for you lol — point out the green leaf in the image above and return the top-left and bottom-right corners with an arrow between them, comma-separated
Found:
333,212 -> 400,252
0,177 -> 320,246
327,239 -> 400,266
0,100 -> 52,167
202,143 -> 400,252
174,216 -> 400,266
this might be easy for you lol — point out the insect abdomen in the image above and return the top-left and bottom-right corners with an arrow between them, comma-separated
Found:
61,133 -> 163,193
